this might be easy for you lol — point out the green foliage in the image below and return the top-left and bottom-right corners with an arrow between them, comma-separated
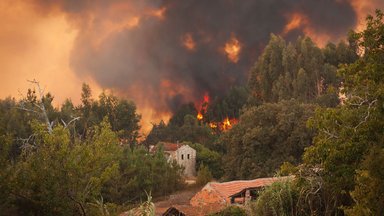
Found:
302,10 -> 384,214
196,164 -> 213,186
209,206 -> 247,216
221,100 -> 316,179
0,86 -> 184,215
249,180 -> 296,216
145,114 -> 217,148
168,102 -> 197,127
345,147 -> 384,215
248,34 -> 356,106
189,142 -> 223,179
278,162 -> 298,176
205,86 -> 249,122
7,119 -> 120,215
103,146 -> 184,203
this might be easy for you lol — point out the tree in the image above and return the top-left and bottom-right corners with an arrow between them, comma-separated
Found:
221,100 -> 316,180
9,119 -> 121,215
168,103 -> 197,127
345,147 -> 384,215
248,34 -> 353,105
303,10 -> 384,214
209,206 -> 246,216
189,142 -> 223,179
196,164 -> 213,186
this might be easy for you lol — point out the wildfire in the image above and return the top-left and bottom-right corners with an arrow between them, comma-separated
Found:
197,112 -> 203,120
181,33 -> 196,51
282,12 -> 330,47
196,93 -> 209,121
283,13 -> 308,35
224,34 -> 242,63
222,117 -> 231,130
194,94 -> 239,131
209,122 -> 217,129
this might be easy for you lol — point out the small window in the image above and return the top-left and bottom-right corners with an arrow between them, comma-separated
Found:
187,154 -> 190,159
181,154 -> 184,160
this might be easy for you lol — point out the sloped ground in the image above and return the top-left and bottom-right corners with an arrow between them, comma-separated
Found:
154,186 -> 202,215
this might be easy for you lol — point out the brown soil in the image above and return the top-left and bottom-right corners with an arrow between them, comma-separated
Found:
154,186 -> 202,215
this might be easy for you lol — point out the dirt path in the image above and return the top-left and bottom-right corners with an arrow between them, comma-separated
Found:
154,186 -> 202,215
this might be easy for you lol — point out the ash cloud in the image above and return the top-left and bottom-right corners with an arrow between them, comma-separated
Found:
32,0 -> 357,115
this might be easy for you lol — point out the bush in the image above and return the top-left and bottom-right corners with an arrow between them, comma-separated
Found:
248,180 -> 296,216
209,206 -> 247,216
196,164 -> 213,186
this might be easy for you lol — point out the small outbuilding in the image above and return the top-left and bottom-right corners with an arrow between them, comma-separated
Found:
190,176 -> 293,206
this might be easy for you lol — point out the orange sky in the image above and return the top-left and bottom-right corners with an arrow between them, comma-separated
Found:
0,0 -> 103,104
0,0 -> 383,134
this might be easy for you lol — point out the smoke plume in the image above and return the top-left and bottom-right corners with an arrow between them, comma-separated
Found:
26,0 -> 381,131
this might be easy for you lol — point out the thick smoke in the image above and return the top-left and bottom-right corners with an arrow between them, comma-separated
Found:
32,0 -> 357,120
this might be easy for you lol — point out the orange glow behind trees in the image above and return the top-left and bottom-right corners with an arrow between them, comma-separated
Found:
282,12 -> 331,47
181,33 -> 196,51
224,34 -> 242,63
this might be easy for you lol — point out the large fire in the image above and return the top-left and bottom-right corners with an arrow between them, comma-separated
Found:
224,34 -> 242,63
195,94 -> 238,132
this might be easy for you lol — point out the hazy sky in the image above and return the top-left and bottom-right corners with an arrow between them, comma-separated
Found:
1,0 -> 383,133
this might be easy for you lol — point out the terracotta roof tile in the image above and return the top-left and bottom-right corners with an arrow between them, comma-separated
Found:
208,176 -> 292,199
151,142 -> 182,153
190,176 -> 293,206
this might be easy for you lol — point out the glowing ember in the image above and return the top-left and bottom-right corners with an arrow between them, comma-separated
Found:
181,33 -> 196,51
209,122 -> 217,129
224,35 -> 241,63
197,112 -> 203,120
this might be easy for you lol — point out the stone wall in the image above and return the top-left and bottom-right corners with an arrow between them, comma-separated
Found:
175,145 -> 196,177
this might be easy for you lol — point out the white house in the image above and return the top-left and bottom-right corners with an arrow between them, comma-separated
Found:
151,142 -> 196,177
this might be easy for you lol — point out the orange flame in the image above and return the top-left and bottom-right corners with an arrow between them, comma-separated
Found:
195,93 -> 210,121
282,12 -> 330,47
181,33 -> 196,51
209,122 -> 217,129
224,34 -> 242,63
283,13 -> 308,35
222,117 -> 232,130
197,112 -> 203,120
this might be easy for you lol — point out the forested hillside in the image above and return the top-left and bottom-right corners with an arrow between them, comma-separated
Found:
0,9 -> 383,216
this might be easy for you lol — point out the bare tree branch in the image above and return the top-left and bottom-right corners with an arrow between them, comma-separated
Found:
17,79 -> 53,134
353,99 -> 377,131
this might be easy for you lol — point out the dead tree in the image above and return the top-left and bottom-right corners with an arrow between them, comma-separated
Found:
18,79 -> 53,134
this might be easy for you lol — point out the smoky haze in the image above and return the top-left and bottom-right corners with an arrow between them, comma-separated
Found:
31,0 -> 357,122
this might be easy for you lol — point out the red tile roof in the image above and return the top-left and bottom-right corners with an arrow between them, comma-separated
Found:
191,176 -> 293,205
162,143 -> 182,151
151,142 -> 182,153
